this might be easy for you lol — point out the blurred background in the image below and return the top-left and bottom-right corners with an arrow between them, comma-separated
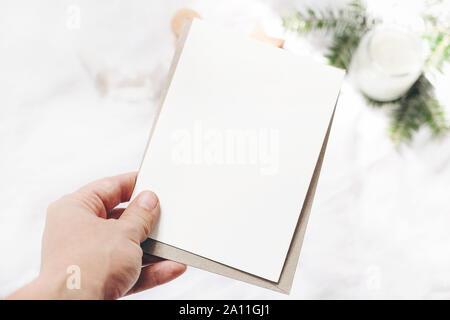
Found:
1,0 -> 449,299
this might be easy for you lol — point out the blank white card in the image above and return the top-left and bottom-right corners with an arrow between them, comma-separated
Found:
133,19 -> 345,281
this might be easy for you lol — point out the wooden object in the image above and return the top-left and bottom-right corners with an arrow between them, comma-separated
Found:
171,8 -> 202,37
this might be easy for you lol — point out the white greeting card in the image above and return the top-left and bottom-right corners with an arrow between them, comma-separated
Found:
133,19 -> 344,282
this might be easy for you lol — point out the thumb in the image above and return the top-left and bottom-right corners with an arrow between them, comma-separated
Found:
119,191 -> 160,243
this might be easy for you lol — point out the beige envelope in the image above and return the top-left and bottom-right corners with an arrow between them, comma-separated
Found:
140,19 -> 340,294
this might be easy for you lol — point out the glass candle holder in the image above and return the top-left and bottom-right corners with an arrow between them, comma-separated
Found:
351,25 -> 424,102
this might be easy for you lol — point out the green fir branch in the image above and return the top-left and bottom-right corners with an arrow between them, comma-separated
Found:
389,75 -> 449,143
424,30 -> 450,73
282,0 -> 378,69
422,0 -> 450,72
325,29 -> 364,69
282,0 -> 449,144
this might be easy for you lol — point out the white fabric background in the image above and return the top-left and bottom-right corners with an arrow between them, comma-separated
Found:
1,0 -> 449,299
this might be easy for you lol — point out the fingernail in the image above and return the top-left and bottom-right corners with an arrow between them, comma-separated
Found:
136,191 -> 158,210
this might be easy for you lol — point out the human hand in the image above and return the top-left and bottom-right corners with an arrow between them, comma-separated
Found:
8,172 -> 186,300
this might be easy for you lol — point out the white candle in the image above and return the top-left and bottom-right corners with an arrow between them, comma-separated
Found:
352,26 -> 424,102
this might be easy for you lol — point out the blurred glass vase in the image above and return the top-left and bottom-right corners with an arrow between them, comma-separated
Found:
352,26 -> 424,102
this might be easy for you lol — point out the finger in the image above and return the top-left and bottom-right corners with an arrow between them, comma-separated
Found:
127,261 -> 186,295
72,172 -> 137,218
142,253 -> 165,267
109,207 -> 125,219
119,191 -> 159,243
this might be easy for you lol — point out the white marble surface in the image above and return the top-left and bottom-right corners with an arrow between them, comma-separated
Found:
1,0 -> 450,299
